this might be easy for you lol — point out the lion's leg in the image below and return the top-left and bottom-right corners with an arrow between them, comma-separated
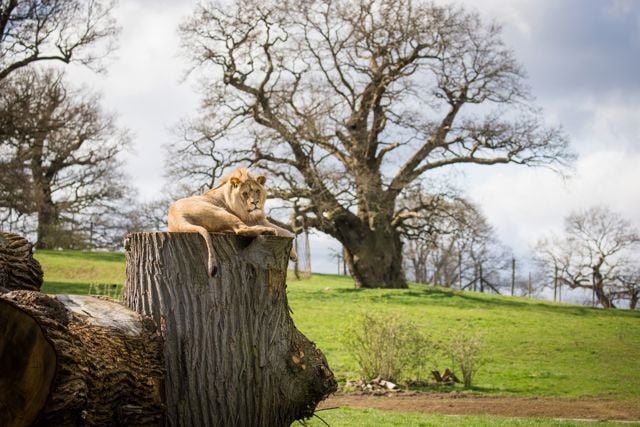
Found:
234,225 -> 277,236
180,204 -> 275,237
168,201 -> 276,275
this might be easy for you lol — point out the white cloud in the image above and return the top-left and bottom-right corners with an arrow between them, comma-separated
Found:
66,1 -> 199,197
604,0 -> 636,17
106,3 -> 192,96
578,95 -> 640,153
466,149 -> 640,257
446,0 -> 535,38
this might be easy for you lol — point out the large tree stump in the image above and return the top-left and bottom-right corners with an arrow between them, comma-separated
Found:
0,291 -> 164,427
0,232 -> 43,292
123,232 -> 336,427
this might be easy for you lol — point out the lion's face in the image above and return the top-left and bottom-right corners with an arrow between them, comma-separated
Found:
225,172 -> 267,222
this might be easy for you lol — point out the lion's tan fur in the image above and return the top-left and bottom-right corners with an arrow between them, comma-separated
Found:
167,168 -> 296,276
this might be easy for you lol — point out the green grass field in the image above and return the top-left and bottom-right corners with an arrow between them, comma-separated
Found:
299,408 -> 634,427
37,249 -> 125,295
287,274 -> 640,400
35,250 -> 640,403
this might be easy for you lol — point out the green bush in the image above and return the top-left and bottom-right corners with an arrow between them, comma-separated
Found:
448,327 -> 485,389
345,312 -> 431,383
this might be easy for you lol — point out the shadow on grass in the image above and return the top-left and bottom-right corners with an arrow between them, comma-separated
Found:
406,383 -> 524,395
452,291 -> 639,318
41,281 -> 92,295
293,285 -> 640,319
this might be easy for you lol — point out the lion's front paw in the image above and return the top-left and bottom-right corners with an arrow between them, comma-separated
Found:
237,225 -> 277,236
254,226 -> 276,235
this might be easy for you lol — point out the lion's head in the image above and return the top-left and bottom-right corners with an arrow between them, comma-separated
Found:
223,168 -> 267,222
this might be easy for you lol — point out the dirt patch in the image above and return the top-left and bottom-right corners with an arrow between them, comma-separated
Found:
319,393 -> 640,421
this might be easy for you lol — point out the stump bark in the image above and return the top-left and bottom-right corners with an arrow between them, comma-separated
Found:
123,232 -> 336,427
0,232 -> 43,292
0,291 -> 164,427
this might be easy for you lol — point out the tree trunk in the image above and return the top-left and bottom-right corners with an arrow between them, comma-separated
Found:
0,291 -> 164,427
593,268 -> 616,309
123,232 -> 336,427
35,181 -> 58,250
341,226 -> 406,289
630,291 -> 638,310
0,232 -> 43,292
411,256 -> 427,285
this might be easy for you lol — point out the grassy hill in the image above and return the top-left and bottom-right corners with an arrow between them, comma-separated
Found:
35,250 -> 640,403
289,275 -> 640,400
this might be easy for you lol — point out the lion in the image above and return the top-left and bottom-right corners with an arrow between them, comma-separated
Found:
167,168 -> 297,277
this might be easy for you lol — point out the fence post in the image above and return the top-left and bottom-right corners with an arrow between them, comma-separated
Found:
458,251 -> 462,289
511,256 -> 516,296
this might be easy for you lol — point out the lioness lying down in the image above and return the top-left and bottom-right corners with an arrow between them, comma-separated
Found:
168,168 -> 297,277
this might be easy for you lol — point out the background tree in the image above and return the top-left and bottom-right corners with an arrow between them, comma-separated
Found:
400,191 -> 471,287
403,197 -> 510,292
175,0 -> 571,288
395,186 -> 458,284
612,266 -> 640,310
0,0 -> 117,81
90,196 -> 171,250
0,68 -> 130,248
535,206 -> 640,309
462,215 -> 511,294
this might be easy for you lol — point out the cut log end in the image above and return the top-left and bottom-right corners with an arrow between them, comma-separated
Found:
0,291 -> 164,426
0,232 -> 43,292
0,300 -> 56,427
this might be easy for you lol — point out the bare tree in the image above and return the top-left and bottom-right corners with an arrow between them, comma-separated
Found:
440,200 -> 510,292
399,190 -> 471,286
613,266 -> 640,310
92,196 -> 171,250
536,206 -> 640,309
175,0 -> 571,288
0,68 -> 130,248
0,0 -> 118,81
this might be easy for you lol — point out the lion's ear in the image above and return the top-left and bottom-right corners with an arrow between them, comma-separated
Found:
256,175 -> 266,186
230,177 -> 241,187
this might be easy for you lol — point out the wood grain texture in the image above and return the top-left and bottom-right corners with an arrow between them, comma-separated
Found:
124,232 -> 336,427
0,291 -> 164,426
0,232 -> 43,292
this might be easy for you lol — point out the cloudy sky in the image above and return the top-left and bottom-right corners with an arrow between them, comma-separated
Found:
70,0 -> 640,275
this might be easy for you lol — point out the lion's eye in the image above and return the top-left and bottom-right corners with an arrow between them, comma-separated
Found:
242,192 -> 249,198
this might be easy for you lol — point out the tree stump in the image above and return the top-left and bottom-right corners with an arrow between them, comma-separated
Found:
0,232 -> 43,292
123,232 -> 336,427
0,291 -> 164,427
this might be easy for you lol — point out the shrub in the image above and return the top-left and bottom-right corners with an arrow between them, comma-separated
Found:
345,312 -> 431,383
448,327 -> 484,389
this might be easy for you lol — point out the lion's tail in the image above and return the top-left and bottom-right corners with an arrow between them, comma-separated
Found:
168,217 -> 217,277
195,226 -> 217,277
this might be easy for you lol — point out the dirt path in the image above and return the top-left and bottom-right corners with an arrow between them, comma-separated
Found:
319,393 -> 640,422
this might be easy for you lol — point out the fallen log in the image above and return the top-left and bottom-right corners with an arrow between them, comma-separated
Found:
0,232 -> 43,292
0,291 -> 164,427
443,368 -> 461,384
124,232 -> 336,427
